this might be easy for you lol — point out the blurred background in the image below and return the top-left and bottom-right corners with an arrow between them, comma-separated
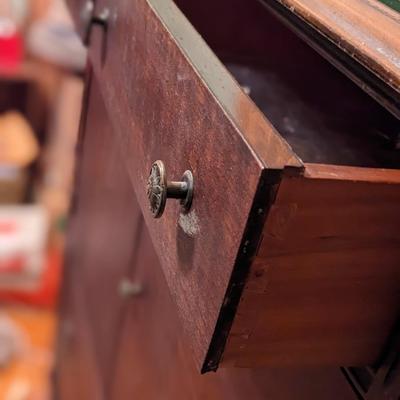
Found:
0,1 -> 85,398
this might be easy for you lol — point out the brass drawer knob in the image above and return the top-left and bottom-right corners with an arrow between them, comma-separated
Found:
147,160 -> 193,218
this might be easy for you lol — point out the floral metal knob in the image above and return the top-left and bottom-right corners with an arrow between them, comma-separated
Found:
147,160 -> 194,218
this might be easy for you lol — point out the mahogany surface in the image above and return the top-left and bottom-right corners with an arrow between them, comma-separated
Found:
86,0 -> 399,371
176,0 -> 399,168
111,201 -> 356,400
224,164 -> 400,367
56,73 -> 356,400
87,0 -> 296,371
271,0 -> 400,94
60,0 -> 400,390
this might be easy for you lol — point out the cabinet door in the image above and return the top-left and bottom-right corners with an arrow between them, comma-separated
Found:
54,275 -> 103,400
57,73 -> 143,397
71,0 -> 400,372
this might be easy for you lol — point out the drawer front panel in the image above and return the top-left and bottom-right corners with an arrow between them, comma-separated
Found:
85,0 -> 299,371
65,0 -> 400,374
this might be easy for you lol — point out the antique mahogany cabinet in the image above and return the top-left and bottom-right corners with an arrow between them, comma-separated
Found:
55,0 -> 400,399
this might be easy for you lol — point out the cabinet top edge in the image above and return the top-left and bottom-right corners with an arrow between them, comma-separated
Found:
304,162 -> 400,184
274,0 -> 400,93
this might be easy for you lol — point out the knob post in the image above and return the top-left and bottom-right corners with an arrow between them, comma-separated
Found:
147,161 -> 193,218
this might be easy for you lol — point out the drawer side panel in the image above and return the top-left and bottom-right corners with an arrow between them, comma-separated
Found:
224,165 -> 400,366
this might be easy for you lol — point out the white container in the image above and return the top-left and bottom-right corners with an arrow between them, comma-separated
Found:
0,205 -> 48,290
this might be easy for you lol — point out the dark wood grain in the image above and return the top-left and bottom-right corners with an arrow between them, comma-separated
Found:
111,220 -> 356,400
64,0 -> 400,378
87,0 -> 302,371
304,163 -> 400,183
82,0 -> 399,372
223,163 -> 400,367
56,59 -> 356,399
273,0 -> 400,95
176,0 -> 399,167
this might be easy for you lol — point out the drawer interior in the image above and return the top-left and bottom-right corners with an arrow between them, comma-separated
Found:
175,0 -> 399,169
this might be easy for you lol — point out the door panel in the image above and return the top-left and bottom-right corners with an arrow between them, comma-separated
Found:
63,74 -> 143,395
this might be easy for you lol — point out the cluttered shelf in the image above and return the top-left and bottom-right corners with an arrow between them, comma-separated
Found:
0,0 -> 85,398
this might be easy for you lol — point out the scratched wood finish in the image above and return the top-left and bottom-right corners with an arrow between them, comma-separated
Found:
86,0 -> 303,371
223,164 -> 400,367
175,0 -> 399,168
64,0 -> 400,375
55,66 -> 356,398
111,220 -> 356,400
73,0 -> 400,371
92,0 -> 301,169
272,0 -> 400,94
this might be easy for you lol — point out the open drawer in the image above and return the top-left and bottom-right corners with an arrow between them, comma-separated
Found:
69,0 -> 400,372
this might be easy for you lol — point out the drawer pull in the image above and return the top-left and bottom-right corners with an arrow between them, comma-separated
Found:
118,279 -> 143,298
147,160 -> 193,218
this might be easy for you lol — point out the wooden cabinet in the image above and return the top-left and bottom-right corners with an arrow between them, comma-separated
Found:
111,202 -> 356,400
56,72 -> 356,400
56,0 -> 399,398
